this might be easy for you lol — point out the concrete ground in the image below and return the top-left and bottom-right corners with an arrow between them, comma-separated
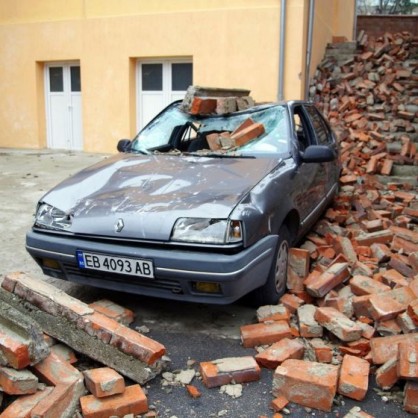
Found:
0,148 -> 409,417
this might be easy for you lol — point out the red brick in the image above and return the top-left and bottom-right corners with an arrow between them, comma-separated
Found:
376,318 -> 402,336
398,341 -> 418,380
352,294 -> 374,318
83,367 -> 125,398
231,122 -> 265,146
32,351 -> 82,386
354,230 -> 394,247
297,304 -> 323,338
0,366 -> 38,395
240,321 -> 292,348
370,333 -> 418,364
79,312 -> 165,365
188,97 -> 217,115
287,248 -> 310,291
397,311 -> 417,334
279,293 -> 304,313
343,406 -> 375,417
305,262 -> 350,298
310,338 -> 333,363
271,395 -> 289,412
255,338 -> 304,369
89,299 -> 134,326
256,304 -> 290,323
80,384 -> 148,418
31,381 -> 83,418
5,272 -> 93,322
338,355 -> 370,401
375,356 -> 399,390
315,307 -> 363,342
404,381 -> 418,414
50,343 -> 77,364
273,359 -> 339,412
369,287 -> 416,321
200,356 -> 260,388
349,275 -> 390,296
381,269 -> 409,288
0,387 -> 53,418
0,328 -> 31,369
408,299 -> 418,326
186,384 -> 201,398
370,242 -> 391,263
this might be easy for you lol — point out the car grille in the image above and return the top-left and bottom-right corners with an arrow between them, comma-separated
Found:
62,263 -> 183,294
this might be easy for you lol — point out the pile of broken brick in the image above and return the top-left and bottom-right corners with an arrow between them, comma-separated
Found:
0,32 -> 417,417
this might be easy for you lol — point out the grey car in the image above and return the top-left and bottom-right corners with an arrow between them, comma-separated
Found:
26,100 -> 339,305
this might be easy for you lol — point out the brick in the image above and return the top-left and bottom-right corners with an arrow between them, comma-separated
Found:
200,357 -> 260,388
324,294 -> 354,318
309,338 -> 333,363
370,333 -> 418,364
88,299 -> 134,326
188,97 -> 217,115
3,272 -> 93,322
344,338 -> 371,357
305,262 -> 350,298
287,248 -> 310,291
404,381 -> 418,414
256,305 -> 290,323
79,312 -> 165,365
273,359 -> 339,412
31,381 -> 85,418
398,341 -> 418,380
271,395 -> 289,412
315,307 -> 362,342
32,351 -> 83,386
343,406 -> 375,417
83,367 -> 125,398
381,269 -> 409,288
334,236 -> 358,264
375,356 -> 399,390
0,327 -> 31,369
206,132 -> 231,150
279,293 -> 304,313
240,321 -> 292,348
397,311 -> 417,334
215,97 -> 237,114
389,253 -> 414,278
186,384 -> 201,398
354,230 -> 394,246
231,117 -> 255,135
408,299 -> 418,326
0,366 -> 38,395
376,318 -> 402,336
368,286 -> 416,321
80,384 -> 148,418
255,338 -> 304,369
0,386 -> 53,418
50,343 -> 77,364
338,355 -> 370,401
349,275 -> 390,296
231,122 -> 265,147
297,304 -> 323,338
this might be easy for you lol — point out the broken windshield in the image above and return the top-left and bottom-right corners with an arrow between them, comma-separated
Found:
131,104 -> 290,157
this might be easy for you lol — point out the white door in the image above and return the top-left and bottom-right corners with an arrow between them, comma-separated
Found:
45,63 -> 83,150
137,59 -> 193,131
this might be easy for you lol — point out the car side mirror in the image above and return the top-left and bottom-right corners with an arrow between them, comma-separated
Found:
117,139 -> 132,152
301,145 -> 335,163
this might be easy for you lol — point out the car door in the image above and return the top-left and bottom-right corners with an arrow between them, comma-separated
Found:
290,104 -> 327,231
303,104 -> 339,197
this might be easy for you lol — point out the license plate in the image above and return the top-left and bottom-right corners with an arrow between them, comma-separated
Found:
76,250 -> 154,279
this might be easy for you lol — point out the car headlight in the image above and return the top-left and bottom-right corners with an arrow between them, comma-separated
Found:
171,218 -> 243,244
34,203 -> 72,231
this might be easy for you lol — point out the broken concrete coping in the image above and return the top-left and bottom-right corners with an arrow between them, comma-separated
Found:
0,272 -> 167,384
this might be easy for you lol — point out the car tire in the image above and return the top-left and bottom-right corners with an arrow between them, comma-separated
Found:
251,225 -> 290,306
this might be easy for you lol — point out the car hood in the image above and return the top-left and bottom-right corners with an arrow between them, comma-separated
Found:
41,153 -> 279,240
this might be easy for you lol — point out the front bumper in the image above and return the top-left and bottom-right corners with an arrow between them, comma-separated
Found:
26,230 -> 278,304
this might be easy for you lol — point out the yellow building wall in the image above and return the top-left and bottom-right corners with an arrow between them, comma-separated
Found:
0,0 -> 355,153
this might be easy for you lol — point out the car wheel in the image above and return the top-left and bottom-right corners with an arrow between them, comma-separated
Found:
251,225 -> 290,306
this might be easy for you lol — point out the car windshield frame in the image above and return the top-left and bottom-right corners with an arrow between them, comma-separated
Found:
131,102 -> 291,158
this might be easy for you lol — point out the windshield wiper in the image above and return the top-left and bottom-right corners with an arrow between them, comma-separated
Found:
184,152 -> 255,159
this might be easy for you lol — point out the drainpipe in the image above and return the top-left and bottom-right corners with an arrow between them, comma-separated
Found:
305,0 -> 315,100
277,0 -> 287,101
353,0 -> 358,40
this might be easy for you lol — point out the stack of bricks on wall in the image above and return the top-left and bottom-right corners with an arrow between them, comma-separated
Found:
0,31 -> 417,417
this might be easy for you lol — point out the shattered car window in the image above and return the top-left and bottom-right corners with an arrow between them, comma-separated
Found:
131,104 -> 290,157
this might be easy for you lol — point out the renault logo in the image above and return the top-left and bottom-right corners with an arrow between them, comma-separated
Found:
115,218 -> 124,233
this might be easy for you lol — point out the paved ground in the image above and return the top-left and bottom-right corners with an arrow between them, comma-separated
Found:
0,148 -> 409,417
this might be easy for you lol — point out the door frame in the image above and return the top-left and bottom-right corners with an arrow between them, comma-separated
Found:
44,61 -> 82,150
136,57 -> 192,132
